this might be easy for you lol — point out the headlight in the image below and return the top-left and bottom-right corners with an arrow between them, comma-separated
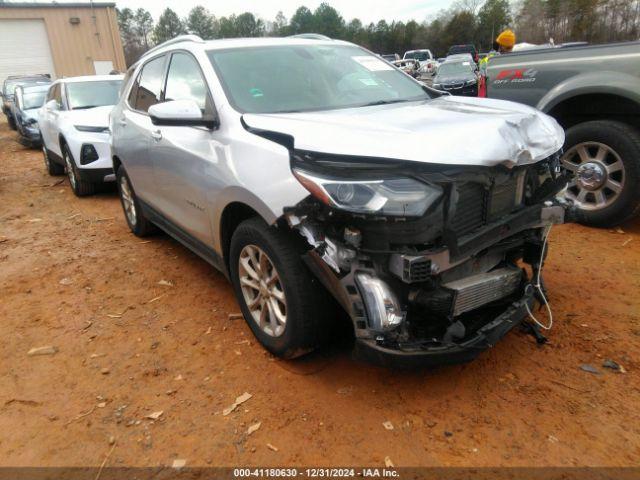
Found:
74,125 -> 109,133
433,83 -> 441,89
292,168 -> 442,217
465,79 -> 477,86
356,273 -> 404,331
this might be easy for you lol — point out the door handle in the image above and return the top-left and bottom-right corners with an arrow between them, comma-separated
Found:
151,130 -> 162,141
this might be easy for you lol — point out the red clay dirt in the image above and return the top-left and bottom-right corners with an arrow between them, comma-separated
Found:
1,118 -> 639,468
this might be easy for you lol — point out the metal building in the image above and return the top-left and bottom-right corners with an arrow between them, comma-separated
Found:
0,2 -> 126,84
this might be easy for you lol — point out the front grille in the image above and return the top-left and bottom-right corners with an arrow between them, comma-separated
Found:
442,82 -> 465,91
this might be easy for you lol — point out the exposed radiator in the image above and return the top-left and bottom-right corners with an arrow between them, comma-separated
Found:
450,183 -> 486,236
442,267 -> 522,317
450,176 -> 524,237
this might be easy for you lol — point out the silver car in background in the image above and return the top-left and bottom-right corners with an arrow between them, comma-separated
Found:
110,35 -> 570,367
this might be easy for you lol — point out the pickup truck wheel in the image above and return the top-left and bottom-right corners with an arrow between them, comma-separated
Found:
115,165 -> 157,237
561,120 -> 640,227
229,217 -> 329,359
42,146 -> 64,175
63,146 -> 96,197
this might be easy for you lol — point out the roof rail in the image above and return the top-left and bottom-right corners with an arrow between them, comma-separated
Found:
144,35 -> 204,57
288,33 -> 331,40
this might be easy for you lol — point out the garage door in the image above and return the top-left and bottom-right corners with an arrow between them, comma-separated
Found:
0,19 -> 56,86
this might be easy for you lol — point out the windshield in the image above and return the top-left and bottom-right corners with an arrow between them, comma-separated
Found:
207,44 -> 429,114
449,46 -> 475,55
405,51 -> 430,61
22,91 -> 48,110
4,78 -> 48,96
437,62 -> 474,77
66,80 -> 122,110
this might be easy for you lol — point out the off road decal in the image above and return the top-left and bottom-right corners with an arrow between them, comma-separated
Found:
493,68 -> 538,85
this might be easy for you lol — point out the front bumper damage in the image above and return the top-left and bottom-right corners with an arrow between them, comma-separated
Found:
283,151 -> 572,367
355,291 -> 535,367
17,125 -> 42,148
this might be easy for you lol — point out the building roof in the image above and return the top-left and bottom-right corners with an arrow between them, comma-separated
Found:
55,74 -> 124,83
0,2 -> 116,8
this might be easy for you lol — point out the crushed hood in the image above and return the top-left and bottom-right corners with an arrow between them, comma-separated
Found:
68,105 -> 113,128
242,96 -> 564,168
22,108 -> 40,122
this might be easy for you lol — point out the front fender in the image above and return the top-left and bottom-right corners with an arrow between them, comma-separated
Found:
210,184 -> 307,254
538,71 -> 640,113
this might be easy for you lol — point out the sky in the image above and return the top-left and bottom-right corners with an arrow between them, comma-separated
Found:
17,0 -> 455,24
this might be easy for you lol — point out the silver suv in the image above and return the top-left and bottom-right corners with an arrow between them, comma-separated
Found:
110,35 -> 571,367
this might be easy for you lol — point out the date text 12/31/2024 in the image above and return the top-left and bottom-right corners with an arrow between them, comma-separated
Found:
233,468 -> 400,478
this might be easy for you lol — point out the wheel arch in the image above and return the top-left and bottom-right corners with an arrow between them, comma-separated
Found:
546,92 -> 640,132
539,71 -> 640,131
112,155 -> 122,174
58,133 -> 68,152
218,201 -> 265,275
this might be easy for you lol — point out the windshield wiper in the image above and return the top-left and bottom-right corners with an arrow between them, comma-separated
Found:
359,99 -> 416,108
73,105 -> 101,110
272,109 -> 303,113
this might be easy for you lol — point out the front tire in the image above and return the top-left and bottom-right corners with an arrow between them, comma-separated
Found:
42,145 -> 64,175
229,217 -> 329,359
63,145 -> 95,197
115,165 -> 157,237
561,120 -> 640,227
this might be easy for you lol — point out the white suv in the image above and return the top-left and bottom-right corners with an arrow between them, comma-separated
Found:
110,35 -> 570,367
39,75 -> 123,196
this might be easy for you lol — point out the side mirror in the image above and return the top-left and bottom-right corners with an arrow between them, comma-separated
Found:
149,99 -> 217,128
45,99 -> 59,111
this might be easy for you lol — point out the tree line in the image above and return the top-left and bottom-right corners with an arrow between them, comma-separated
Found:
117,0 -> 640,66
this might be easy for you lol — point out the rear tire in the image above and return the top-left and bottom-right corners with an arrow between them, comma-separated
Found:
229,217 -> 330,359
116,165 -> 157,237
63,145 -> 96,197
561,120 -> 640,227
42,145 -> 64,175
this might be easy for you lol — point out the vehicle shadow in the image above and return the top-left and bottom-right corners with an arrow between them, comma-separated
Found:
620,214 -> 640,234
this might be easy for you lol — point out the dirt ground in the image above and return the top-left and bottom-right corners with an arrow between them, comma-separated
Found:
1,118 -> 639,469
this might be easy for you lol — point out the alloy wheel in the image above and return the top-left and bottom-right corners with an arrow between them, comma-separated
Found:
42,146 -> 50,170
64,151 -> 77,190
561,142 -> 625,211
119,175 -> 137,226
238,244 -> 287,337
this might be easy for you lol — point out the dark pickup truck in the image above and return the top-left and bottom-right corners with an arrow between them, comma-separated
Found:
486,41 -> 640,227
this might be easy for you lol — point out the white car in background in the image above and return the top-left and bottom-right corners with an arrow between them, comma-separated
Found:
403,49 -> 436,78
39,75 -> 124,196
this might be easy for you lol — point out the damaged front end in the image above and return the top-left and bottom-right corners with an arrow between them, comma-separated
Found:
284,150 -> 572,367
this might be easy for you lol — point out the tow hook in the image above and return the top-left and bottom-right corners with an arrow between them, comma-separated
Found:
521,321 -> 548,345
